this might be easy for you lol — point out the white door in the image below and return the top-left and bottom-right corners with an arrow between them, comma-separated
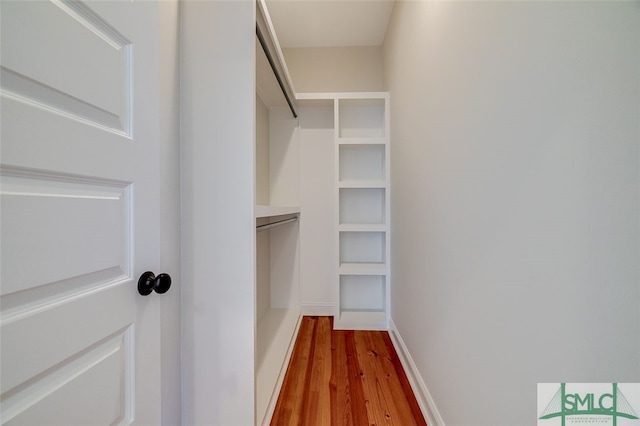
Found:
0,1 -> 174,424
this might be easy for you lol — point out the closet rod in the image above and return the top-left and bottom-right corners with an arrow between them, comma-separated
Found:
256,216 -> 299,233
256,25 -> 298,119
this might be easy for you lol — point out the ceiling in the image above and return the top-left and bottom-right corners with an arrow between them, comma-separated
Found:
264,0 -> 395,48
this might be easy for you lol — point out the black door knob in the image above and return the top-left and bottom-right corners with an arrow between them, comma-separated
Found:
138,271 -> 172,296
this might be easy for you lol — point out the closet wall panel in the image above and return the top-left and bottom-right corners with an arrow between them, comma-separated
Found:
181,1 -> 256,425
299,106 -> 336,314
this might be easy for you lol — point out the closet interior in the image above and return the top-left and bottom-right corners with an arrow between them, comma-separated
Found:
254,12 -> 301,425
181,1 -> 392,424
254,2 -> 390,424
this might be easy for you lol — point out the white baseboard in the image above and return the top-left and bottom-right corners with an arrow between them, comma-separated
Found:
388,318 -> 445,426
300,302 -> 336,317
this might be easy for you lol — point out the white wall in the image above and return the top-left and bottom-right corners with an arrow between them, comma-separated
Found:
181,1 -> 256,424
383,1 -> 640,425
269,107 -> 300,206
284,46 -> 384,93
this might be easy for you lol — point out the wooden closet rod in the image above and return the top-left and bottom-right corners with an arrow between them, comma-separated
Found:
256,25 -> 298,119
256,216 -> 299,233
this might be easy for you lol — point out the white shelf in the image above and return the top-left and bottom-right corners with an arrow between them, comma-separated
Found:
338,224 -> 387,232
338,180 -> 386,189
255,205 -> 300,218
296,92 -> 390,113
337,137 -> 387,145
334,310 -> 388,331
256,307 -> 301,426
339,262 -> 388,275
297,91 -> 389,100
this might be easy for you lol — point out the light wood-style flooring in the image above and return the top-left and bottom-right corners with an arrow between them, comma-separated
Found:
271,316 -> 427,426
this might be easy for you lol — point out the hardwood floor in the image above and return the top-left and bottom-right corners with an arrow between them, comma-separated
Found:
271,316 -> 427,426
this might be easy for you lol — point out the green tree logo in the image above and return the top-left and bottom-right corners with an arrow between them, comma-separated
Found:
539,383 -> 639,426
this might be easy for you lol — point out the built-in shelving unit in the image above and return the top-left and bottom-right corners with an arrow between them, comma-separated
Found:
297,92 -> 390,331
335,94 -> 390,330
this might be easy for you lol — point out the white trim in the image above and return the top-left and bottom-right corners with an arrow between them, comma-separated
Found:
300,303 -> 336,317
296,92 -> 390,100
388,318 -> 445,426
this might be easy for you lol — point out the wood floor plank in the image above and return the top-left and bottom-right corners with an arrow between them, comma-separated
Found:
344,330 -> 369,426
354,331 -> 392,425
361,331 -> 400,425
271,317 -> 427,426
381,332 -> 428,426
365,331 -> 419,426
330,322 -> 353,425
303,317 -> 332,425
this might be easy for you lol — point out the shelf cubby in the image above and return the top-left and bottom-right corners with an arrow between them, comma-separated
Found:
336,274 -> 388,330
340,275 -> 386,311
339,231 -> 386,264
339,144 -> 386,182
339,188 -> 385,225
338,98 -> 386,139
